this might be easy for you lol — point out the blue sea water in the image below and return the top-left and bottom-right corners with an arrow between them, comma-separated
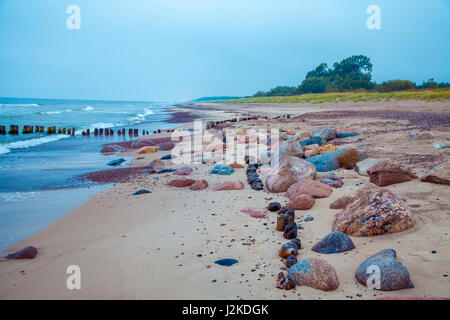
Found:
0,97 -> 180,253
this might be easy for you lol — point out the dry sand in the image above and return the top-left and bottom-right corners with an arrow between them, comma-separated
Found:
0,100 -> 449,300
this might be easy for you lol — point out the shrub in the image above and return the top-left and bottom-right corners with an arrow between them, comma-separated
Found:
338,148 -> 361,169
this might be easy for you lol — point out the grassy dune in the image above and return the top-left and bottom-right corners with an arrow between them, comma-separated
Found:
211,88 -> 450,104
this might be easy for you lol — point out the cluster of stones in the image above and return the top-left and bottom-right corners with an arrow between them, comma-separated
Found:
246,164 -> 263,190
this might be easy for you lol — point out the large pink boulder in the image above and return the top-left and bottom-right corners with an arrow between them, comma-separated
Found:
285,179 -> 333,200
266,156 -> 316,193
332,183 -> 415,236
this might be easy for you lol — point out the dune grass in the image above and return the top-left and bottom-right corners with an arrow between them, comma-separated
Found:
210,88 -> 450,104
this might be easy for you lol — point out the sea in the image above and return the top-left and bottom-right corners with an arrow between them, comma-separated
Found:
0,97 -> 181,253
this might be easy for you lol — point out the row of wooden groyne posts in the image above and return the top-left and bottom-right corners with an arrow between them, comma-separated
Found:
0,114 -> 291,136
0,125 -> 164,137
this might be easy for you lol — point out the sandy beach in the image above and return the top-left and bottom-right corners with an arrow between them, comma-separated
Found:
0,100 -> 449,300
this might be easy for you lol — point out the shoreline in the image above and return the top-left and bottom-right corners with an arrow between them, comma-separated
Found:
0,100 -> 449,299
0,103 -> 191,254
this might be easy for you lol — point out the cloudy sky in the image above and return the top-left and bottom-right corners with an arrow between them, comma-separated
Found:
0,0 -> 449,102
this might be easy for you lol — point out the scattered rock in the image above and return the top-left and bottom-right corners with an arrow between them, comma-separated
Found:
5,246 -> 38,259
159,168 -> 177,173
132,189 -> 152,196
337,133 -> 360,138
433,142 -> 450,149
161,154 -> 176,160
189,180 -> 208,191
211,165 -> 235,175
356,158 -> 381,176
283,221 -> 298,239
332,183 -> 415,236
276,272 -> 296,290
355,249 -> 414,291
367,161 -> 417,187
304,216 -> 314,222
267,202 -> 281,212
215,259 -> 238,266
174,166 -> 193,176
213,180 -> 245,191
229,163 -> 245,169
409,132 -> 434,140
303,144 -> 320,158
205,142 -> 226,152
306,149 -> 347,172
311,128 -> 337,141
286,194 -> 315,210
288,257 -> 339,291
101,144 -> 126,155
132,140 -> 156,148
421,162 -> 450,185
289,238 -> 302,250
241,208 -> 268,218
159,142 -> 175,151
286,179 -> 333,199
319,144 -> 337,154
279,207 -> 295,217
277,214 -> 294,231
107,158 -> 126,166
320,172 -> 344,188
266,156 -> 317,193
329,196 -> 352,209
286,255 -> 298,268
168,179 -> 196,188
271,140 -> 304,166
138,146 -> 158,154
300,136 -> 327,147
279,243 -> 298,258
311,231 -> 355,254
149,159 -> 165,172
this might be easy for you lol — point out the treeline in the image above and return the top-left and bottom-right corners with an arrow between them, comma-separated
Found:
254,55 -> 450,97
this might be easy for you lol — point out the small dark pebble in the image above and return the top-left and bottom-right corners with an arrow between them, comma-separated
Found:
215,259 -> 238,266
